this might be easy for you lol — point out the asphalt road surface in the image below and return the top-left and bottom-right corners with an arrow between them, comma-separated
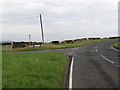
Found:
17,39 -> 119,88
70,40 -> 119,88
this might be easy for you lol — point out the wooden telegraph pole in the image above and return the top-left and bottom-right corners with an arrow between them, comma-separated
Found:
39,14 -> 44,44
29,34 -> 31,46
29,34 -> 31,42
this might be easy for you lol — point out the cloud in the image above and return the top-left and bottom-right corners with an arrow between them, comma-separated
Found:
1,1 -> 118,42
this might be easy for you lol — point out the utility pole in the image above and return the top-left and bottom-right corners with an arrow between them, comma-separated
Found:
11,42 -> 13,50
39,14 -> 44,44
29,34 -> 31,45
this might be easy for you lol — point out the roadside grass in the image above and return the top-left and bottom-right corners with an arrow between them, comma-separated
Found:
12,39 -> 107,51
113,42 -> 120,50
2,52 -> 68,88
1,45 -> 11,52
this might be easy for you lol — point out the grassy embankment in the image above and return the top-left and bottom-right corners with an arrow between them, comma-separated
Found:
112,42 -> 120,50
12,39 -> 106,51
2,52 -> 68,88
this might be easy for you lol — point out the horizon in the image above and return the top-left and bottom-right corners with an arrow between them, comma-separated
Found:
1,36 -> 119,43
1,0 -> 118,42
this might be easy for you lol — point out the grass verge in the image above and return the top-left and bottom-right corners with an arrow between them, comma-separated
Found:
2,52 -> 68,88
112,42 -> 120,50
12,40 -> 106,51
1,45 -> 11,52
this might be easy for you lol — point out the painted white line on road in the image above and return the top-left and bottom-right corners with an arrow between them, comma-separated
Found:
69,47 -> 79,55
72,47 -> 76,50
95,46 -> 98,49
95,45 -> 99,53
116,65 -> 119,67
101,55 -> 114,64
69,57 -> 74,89
96,49 -> 98,53
110,45 -> 119,51
76,47 -> 79,50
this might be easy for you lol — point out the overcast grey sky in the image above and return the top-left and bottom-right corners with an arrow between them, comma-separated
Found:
0,0 -> 119,42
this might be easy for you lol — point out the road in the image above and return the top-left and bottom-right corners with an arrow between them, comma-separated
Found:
16,39 -> 119,88
70,40 -> 119,88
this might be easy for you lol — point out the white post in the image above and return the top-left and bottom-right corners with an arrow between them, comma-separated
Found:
11,42 -> 13,50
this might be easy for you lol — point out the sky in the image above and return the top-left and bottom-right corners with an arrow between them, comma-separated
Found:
0,0 -> 119,42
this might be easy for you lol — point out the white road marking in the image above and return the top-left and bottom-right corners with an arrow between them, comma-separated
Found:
116,65 -> 119,67
69,47 -> 79,55
95,49 -> 98,53
69,57 -> 74,89
95,46 -> 98,49
110,45 -> 119,51
96,49 -> 98,53
95,45 -> 99,53
101,55 -> 114,64
72,47 -> 76,50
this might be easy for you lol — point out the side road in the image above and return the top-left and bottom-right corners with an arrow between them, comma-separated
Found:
14,47 -> 80,55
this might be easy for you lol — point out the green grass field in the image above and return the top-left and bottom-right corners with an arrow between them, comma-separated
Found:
113,42 -> 120,50
12,40 -> 105,51
2,52 -> 68,88
1,45 -> 11,52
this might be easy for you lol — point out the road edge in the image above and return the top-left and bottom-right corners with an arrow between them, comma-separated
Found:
111,45 -> 120,51
63,55 -> 72,89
